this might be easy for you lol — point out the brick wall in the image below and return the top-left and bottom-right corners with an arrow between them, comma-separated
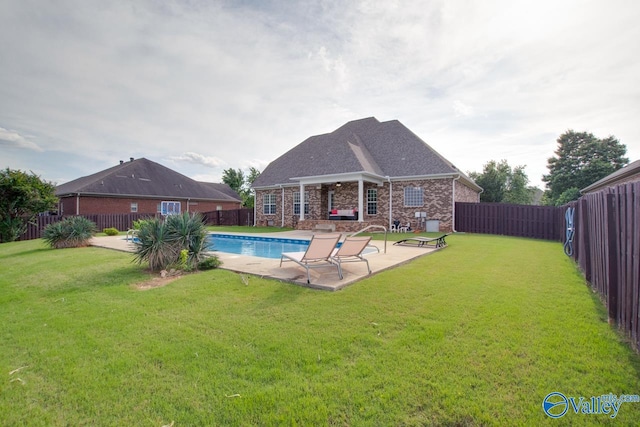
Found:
455,181 -> 481,203
255,177 -> 477,231
390,179 -> 454,231
58,196 -> 239,215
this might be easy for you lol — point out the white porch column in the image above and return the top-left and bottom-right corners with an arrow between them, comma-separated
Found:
299,182 -> 305,221
357,178 -> 364,222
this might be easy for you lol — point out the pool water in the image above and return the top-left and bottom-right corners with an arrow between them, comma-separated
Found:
207,234 -> 315,259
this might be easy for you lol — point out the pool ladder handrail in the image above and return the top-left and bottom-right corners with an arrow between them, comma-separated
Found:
348,225 -> 387,253
125,229 -> 138,242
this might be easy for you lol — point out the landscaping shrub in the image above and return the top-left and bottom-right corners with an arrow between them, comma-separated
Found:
132,213 -> 208,271
43,216 -> 97,249
103,227 -> 119,236
197,255 -> 221,270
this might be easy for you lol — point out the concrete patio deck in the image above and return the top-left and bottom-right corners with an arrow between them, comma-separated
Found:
89,230 -> 442,291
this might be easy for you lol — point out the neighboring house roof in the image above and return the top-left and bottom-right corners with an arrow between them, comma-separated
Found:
580,159 -> 640,193
252,117 -> 481,191
55,157 -> 241,202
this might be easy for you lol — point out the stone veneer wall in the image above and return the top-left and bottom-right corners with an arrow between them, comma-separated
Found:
255,177 -> 477,231
455,181 -> 481,203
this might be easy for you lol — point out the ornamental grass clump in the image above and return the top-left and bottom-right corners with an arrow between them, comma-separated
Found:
132,212 -> 209,272
43,216 -> 97,249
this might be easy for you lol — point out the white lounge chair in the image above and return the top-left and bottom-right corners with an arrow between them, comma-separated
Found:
280,233 -> 342,284
330,235 -> 372,276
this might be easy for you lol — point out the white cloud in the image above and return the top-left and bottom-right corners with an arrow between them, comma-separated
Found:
452,100 -> 475,118
0,0 -> 638,191
0,127 -> 43,151
172,152 -> 225,168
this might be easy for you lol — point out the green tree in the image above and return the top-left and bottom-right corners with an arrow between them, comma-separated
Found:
0,168 -> 58,243
469,160 -> 534,204
222,167 -> 261,208
244,167 -> 261,209
543,130 -> 628,205
222,168 -> 245,195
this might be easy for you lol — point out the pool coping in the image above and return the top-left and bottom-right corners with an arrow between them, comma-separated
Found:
89,230 -> 441,291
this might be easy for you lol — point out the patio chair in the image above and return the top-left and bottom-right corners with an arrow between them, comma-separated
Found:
280,233 -> 342,284
330,235 -> 372,276
393,233 -> 449,248
398,222 -> 411,232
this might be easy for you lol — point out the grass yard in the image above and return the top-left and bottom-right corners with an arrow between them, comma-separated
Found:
1,233 -> 639,425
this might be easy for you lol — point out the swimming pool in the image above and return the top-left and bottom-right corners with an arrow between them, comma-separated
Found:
207,234 -> 315,259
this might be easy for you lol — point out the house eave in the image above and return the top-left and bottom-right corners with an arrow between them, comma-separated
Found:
253,172 -> 482,192
56,191 -> 240,203
391,173 -> 482,192
290,171 -> 386,185
580,160 -> 640,194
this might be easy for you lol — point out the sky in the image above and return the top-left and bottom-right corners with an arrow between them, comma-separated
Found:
1,0 -> 639,190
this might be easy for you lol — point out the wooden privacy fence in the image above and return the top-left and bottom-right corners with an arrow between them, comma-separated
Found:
565,182 -> 640,351
20,213 -> 160,241
202,208 -> 254,226
20,209 -> 254,240
455,202 -> 564,240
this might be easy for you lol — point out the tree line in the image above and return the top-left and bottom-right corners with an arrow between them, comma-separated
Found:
469,130 -> 628,206
0,130 -> 630,243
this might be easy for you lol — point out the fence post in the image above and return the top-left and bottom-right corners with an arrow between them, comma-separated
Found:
606,194 -> 619,323
579,198 -> 591,283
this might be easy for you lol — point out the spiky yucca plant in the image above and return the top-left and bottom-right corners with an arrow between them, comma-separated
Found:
165,212 -> 208,266
43,216 -> 97,249
132,212 -> 208,271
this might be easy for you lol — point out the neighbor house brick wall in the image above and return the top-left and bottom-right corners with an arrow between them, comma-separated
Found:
58,196 -> 238,215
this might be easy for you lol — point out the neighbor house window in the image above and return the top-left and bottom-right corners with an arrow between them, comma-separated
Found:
263,194 -> 276,215
161,201 -> 181,215
404,187 -> 423,207
367,189 -> 377,215
130,202 -> 138,213
293,191 -> 310,215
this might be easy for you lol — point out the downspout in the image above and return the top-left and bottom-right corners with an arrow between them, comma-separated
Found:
280,185 -> 285,228
76,193 -> 80,215
357,178 -> 364,222
452,175 -> 460,232
386,176 -> 392,228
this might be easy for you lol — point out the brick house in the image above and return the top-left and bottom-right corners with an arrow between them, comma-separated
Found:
580,159 -> 640,194
252,117 -> 481,232
55,157 -> 242,215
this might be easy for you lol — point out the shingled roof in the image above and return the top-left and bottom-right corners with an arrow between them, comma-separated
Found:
56,157 -> 241,202
580,159 -> 640,193
252,117 -> 479,189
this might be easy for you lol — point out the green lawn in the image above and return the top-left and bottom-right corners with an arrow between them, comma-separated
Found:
1,233 -> 639,425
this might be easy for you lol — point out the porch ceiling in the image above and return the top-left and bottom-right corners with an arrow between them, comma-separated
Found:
290,171 -> 386,186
